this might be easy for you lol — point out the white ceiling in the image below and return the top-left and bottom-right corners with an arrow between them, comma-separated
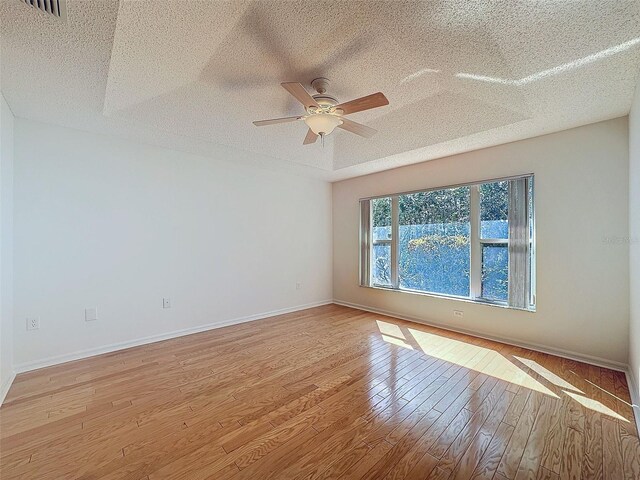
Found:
2,0 -> 640,181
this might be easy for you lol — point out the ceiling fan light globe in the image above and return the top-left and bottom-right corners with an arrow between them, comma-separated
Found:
304,113 -> 343,136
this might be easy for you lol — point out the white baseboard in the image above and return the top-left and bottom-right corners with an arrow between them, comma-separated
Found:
333,300 -> 628,372
626,368 -> 640,434
13,300 -> 333,374
0,371 -> 16,406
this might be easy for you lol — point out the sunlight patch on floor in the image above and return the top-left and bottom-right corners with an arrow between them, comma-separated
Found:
381,334 -> 414,350
514,356 -> 583,393
406,328 -> 558,397
376,320 -> 406,340
564,390 -> 628,422
581,377 -> 634,407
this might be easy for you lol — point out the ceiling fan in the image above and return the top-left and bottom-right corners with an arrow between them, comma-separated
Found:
253,78 -> 389,145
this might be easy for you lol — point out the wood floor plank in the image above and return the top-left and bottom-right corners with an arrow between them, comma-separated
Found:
558,425 -> 583,480
497,391 -> 543,479
447,386 -> 515,479
513,395 -> 559,480
1,305 -> 638,479
581,411 -> 603,480
469,421 -> 515,480
620,420 -> 640,480
602,416 -> 625,480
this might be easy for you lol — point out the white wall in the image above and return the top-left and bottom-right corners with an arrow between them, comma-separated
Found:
333,118 -> 630,366
12,119 -> 332,369
1,92 -> 15,402
629,82 -> 640,418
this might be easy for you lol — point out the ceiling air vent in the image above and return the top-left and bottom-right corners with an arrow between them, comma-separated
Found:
19,0 -> 67,20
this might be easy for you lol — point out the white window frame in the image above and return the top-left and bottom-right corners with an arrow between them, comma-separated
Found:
360,174 -> 536,311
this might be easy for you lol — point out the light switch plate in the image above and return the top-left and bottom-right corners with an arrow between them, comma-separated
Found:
85,307 -> 98,322
163,298 -> 171,309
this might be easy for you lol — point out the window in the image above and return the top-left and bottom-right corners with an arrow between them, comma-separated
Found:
359,175 -> 535,310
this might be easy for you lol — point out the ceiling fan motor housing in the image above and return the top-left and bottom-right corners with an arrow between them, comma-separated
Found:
312,95 -> 339,107
309,78 -> 339,112
311,77 -> 330,94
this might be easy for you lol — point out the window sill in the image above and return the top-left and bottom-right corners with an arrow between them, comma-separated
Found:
361,284 -> 536,313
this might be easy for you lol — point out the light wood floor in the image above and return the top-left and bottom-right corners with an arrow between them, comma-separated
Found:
1,305 -> 639,479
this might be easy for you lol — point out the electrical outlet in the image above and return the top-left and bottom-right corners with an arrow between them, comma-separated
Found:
163,297 -> 171,309
26,317 -> 40,331
85,307 -> 98,322
453,310 -> 464,318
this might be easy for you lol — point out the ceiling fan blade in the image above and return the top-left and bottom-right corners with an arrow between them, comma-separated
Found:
281,82 -> 320,110
253,116 -> 302,126
335,92 -> 389,115
338,118 -> 377,138
303,129 -> 318,145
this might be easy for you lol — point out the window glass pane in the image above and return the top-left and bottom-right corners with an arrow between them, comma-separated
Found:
398,187 -> 470,296
372,243 -> 391,286
481,244 -> 508,301
480,181 -> 508,239
372,197 -> 391,242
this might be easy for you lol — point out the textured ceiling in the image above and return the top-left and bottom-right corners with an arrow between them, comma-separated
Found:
2,0 -> 640,180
